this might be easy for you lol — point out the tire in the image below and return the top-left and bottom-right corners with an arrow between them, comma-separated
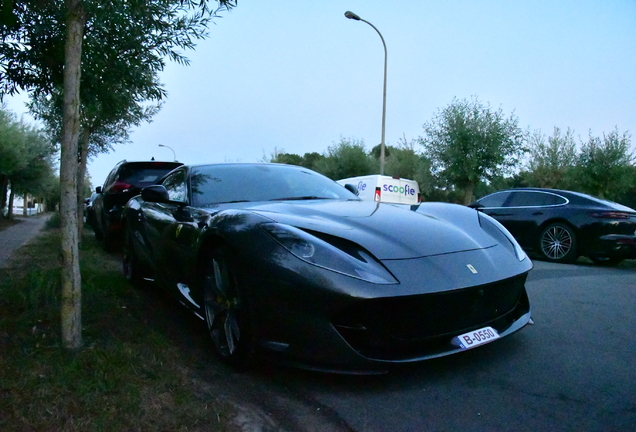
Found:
203,246 -> 254,368
102,218 -> 120,252
103,230 -> 117,252
92,221 -> 103,241
589,256 -> 624,267
122,226 -> 143,287
539,223 -> 578,263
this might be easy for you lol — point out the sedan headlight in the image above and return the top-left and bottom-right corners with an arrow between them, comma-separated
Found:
260,223 -> 398,284
477,212 -> 528,262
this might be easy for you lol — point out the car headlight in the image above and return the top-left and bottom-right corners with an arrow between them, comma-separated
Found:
260,223 -> 398,284
477,212 -> 528,262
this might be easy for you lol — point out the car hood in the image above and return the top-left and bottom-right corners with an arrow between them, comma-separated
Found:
242,200 -> 497,260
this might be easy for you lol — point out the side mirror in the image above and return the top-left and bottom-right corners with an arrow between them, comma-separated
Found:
141,185 -> 170,203
344,183 -> 359,196
95,186 -> 102,194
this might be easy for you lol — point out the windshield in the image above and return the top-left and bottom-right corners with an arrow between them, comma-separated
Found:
119,162 -> 182,188
189,164 -> 359,207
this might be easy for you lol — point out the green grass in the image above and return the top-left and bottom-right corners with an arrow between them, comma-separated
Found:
0,227 -> 237,431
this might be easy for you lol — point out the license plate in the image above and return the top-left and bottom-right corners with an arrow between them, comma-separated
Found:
451,326 -> 500,349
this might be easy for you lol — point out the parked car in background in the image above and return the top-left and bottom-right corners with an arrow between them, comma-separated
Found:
470,188 -> 636,265
84,191 -> 98,227
121,163 -> 533,373
92,160 -> 183,251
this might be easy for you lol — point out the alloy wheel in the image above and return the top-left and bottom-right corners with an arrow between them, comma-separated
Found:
540,224 -> 576,262
204,254 -> 243,359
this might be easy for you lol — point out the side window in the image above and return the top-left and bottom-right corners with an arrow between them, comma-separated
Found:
506,191 -> 566,207
103,166 -> 118,189
541,193 -> 567,206
163,169 -> 188,203
478,192 -> 510,207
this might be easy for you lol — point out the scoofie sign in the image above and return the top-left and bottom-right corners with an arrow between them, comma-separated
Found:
337,175 -> 420,205
382,182 -> 416,197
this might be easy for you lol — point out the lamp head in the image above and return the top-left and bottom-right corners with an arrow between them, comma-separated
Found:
344,11 -> 361,20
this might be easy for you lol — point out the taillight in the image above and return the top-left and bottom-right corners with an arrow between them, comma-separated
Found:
110,181 -> 132,193
590,211 -> 632,219
374,187 -> 381,202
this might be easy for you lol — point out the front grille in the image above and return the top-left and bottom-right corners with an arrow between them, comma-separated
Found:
332,274 -> 529,360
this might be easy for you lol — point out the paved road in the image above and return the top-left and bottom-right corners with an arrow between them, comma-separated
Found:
0,214 -> 52,267
255,260 -> 636,431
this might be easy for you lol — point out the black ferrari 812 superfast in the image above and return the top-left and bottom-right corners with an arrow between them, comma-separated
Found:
122,163 -> 533,373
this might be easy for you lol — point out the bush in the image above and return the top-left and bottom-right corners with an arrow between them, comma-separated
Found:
45,212 -> 60,229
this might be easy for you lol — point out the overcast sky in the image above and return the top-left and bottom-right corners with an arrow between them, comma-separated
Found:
5,0 -> 636,188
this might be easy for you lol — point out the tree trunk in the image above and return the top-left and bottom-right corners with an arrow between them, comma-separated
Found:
7,189 -> 14,219
60,0 -> 85,350
23,193 -> 28,216
462,182 -> 475,205
0,175 -> 7,218
77,126 -> 91,240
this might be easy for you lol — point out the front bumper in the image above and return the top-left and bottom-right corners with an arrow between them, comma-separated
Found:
331,274 -> 530,362
248,246 -> 533,373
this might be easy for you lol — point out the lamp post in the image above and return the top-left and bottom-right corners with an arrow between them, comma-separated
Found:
158,144 -> 176,162
344,10 -> 388,175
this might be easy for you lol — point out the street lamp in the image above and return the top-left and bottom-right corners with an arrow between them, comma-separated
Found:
158,144 -> 176,162
344,10 -> 388,175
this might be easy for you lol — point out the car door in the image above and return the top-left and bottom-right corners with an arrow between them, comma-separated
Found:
142,168 -> 204,303
491,191 -> 568,247
476,191 -> 534,245
494,191 -> 550,246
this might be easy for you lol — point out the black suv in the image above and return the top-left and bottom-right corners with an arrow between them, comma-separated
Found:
91,160 -> 183,250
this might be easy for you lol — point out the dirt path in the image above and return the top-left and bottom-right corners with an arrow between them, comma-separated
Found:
0,214 -> 52,267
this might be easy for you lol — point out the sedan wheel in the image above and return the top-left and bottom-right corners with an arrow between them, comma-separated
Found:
122,225 -> 146,288
93,222 -> 103,241
539,223 -> 578,263
203,246 -> 253,368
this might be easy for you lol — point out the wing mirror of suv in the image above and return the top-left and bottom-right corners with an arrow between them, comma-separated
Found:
141,185 -> 170,203
95,186 -> 102,194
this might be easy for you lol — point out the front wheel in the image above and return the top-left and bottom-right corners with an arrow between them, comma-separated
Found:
123,225 -> 144,288
539,223 -> 578,263
203,246 -> 254,369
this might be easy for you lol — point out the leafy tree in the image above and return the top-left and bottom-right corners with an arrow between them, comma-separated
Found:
575,128 -> 633,200
383,137 -> 435,199
525,127 -> 577,189
0,106 -> 55,217
370,143 -> 391,160
0,107 -> 22,213
268,150 -> 326,171
269,150 -> 304,166
615,165 -> 636,209
418,96 -> 526,204
313,137 -> 376,180
6,121 -> 55,216
301,152 -> 324,171
1,0 -> 236,349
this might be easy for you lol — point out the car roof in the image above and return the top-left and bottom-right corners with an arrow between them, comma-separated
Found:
487,187 -> 636,212
118,160 -> 183,168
